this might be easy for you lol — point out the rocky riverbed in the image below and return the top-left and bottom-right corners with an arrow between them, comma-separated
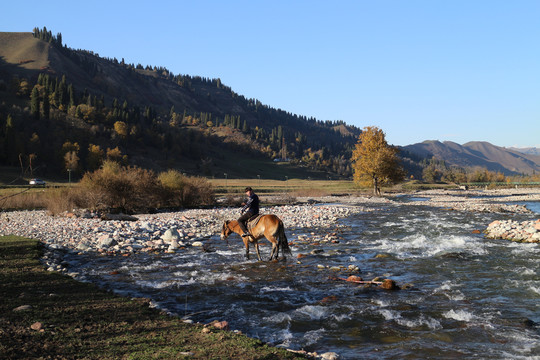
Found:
1,187 -> 539,266
0,203 -> 370,259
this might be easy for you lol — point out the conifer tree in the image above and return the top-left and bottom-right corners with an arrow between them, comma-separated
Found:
30,86 -> 40,120
42,88 -> 50,119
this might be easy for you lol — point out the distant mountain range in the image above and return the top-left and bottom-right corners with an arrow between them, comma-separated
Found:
509,147 -> 540,156
402,140 -> 540,175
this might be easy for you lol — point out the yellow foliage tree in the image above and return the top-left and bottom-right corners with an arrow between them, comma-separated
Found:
114,121 -> 128,138
87,144 -> 104,171
351,126 -> 404,195
106,147 -> 128,165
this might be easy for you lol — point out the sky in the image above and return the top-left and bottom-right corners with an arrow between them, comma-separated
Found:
2,1 -> 540,148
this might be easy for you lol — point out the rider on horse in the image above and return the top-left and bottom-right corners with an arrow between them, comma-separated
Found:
238,187 -> 259,237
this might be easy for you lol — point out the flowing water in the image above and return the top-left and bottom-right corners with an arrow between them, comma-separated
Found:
63,201 -> 540,359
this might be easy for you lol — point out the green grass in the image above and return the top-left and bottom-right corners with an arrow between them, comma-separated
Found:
0,236 -> 306,359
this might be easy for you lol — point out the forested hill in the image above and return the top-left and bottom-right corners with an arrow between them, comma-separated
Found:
0,28 -> 361,180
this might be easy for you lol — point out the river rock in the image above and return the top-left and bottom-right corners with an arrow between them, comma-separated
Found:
161,228 -> 180,243
13,305 -> 32,311
98,235 -> 117,248
321,352 -> 340,360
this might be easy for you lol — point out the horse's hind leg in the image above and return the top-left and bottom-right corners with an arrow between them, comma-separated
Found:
268,236 -> 279,261
270,244 -> 279,261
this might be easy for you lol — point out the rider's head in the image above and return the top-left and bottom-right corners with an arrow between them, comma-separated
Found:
245,186 -> 253,195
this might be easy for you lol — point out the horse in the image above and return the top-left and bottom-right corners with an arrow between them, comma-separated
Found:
220,214 -> 291,261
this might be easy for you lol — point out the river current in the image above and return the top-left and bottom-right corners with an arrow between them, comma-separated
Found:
63,201 -> 540,359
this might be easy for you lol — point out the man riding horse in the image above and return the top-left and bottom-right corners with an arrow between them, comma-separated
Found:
238,186 -> 259,238
221,187 -> 291,260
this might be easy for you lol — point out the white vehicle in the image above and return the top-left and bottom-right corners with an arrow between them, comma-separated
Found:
29,178 -> 46,185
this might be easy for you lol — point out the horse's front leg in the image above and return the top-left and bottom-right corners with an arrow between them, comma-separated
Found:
243,238 -> 249,259
254,241 -> 263,261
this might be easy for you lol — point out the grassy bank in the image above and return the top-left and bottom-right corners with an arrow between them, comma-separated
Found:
0,236 -> 305,359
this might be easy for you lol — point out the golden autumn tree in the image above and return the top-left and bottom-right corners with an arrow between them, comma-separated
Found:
352,126 -> 405,195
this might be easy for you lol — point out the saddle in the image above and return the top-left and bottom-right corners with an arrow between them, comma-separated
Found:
246,214 -> 264,231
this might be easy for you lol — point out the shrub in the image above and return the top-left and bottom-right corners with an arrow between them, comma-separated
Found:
158,170 -> 214,208
79,161 -> 161,213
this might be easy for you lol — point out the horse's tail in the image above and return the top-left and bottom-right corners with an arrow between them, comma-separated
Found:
277,220 -> 292,256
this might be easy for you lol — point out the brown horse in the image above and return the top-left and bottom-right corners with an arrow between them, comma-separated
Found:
220,215 -> 291,261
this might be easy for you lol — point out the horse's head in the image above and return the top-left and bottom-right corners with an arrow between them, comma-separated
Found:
220,220 -> 232,241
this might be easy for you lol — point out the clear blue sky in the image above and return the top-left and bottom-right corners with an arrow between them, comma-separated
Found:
3,1 -> 540,147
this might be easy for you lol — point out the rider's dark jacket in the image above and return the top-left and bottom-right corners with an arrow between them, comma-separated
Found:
242,193 -> 259,215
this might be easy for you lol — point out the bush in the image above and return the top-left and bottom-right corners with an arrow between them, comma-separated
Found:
158,170 -> 214,208
75,164 -> 214,213
78,161 -> 161,213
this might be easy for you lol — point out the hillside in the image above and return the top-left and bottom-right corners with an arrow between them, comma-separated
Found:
402,140 -> 540,175
0,29 -> 360,181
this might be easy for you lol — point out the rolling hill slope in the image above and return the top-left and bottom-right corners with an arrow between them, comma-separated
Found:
0,30 -> 360,180
403,140 -> 540,175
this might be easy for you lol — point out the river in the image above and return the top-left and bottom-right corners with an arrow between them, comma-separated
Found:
62,201 -> 540,359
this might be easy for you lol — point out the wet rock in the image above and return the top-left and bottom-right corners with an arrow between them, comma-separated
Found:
347,264 -> 359,272
380,279 -> 399,290
321,352 -> 340,360
347,275 -> 363,282
13,305 -> 32,311
320,295 -> 338,304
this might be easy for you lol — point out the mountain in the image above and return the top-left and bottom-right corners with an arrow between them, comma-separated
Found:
509,147 -> 540,156
402,140 -> 540,175
0,29 -> 360,180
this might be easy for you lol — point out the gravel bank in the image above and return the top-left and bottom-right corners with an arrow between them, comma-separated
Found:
0,203 -> 368,258
1,187 -> 538,262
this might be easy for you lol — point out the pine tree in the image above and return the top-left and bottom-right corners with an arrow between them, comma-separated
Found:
30,86 -> 40,120
42,88 -> 50,119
